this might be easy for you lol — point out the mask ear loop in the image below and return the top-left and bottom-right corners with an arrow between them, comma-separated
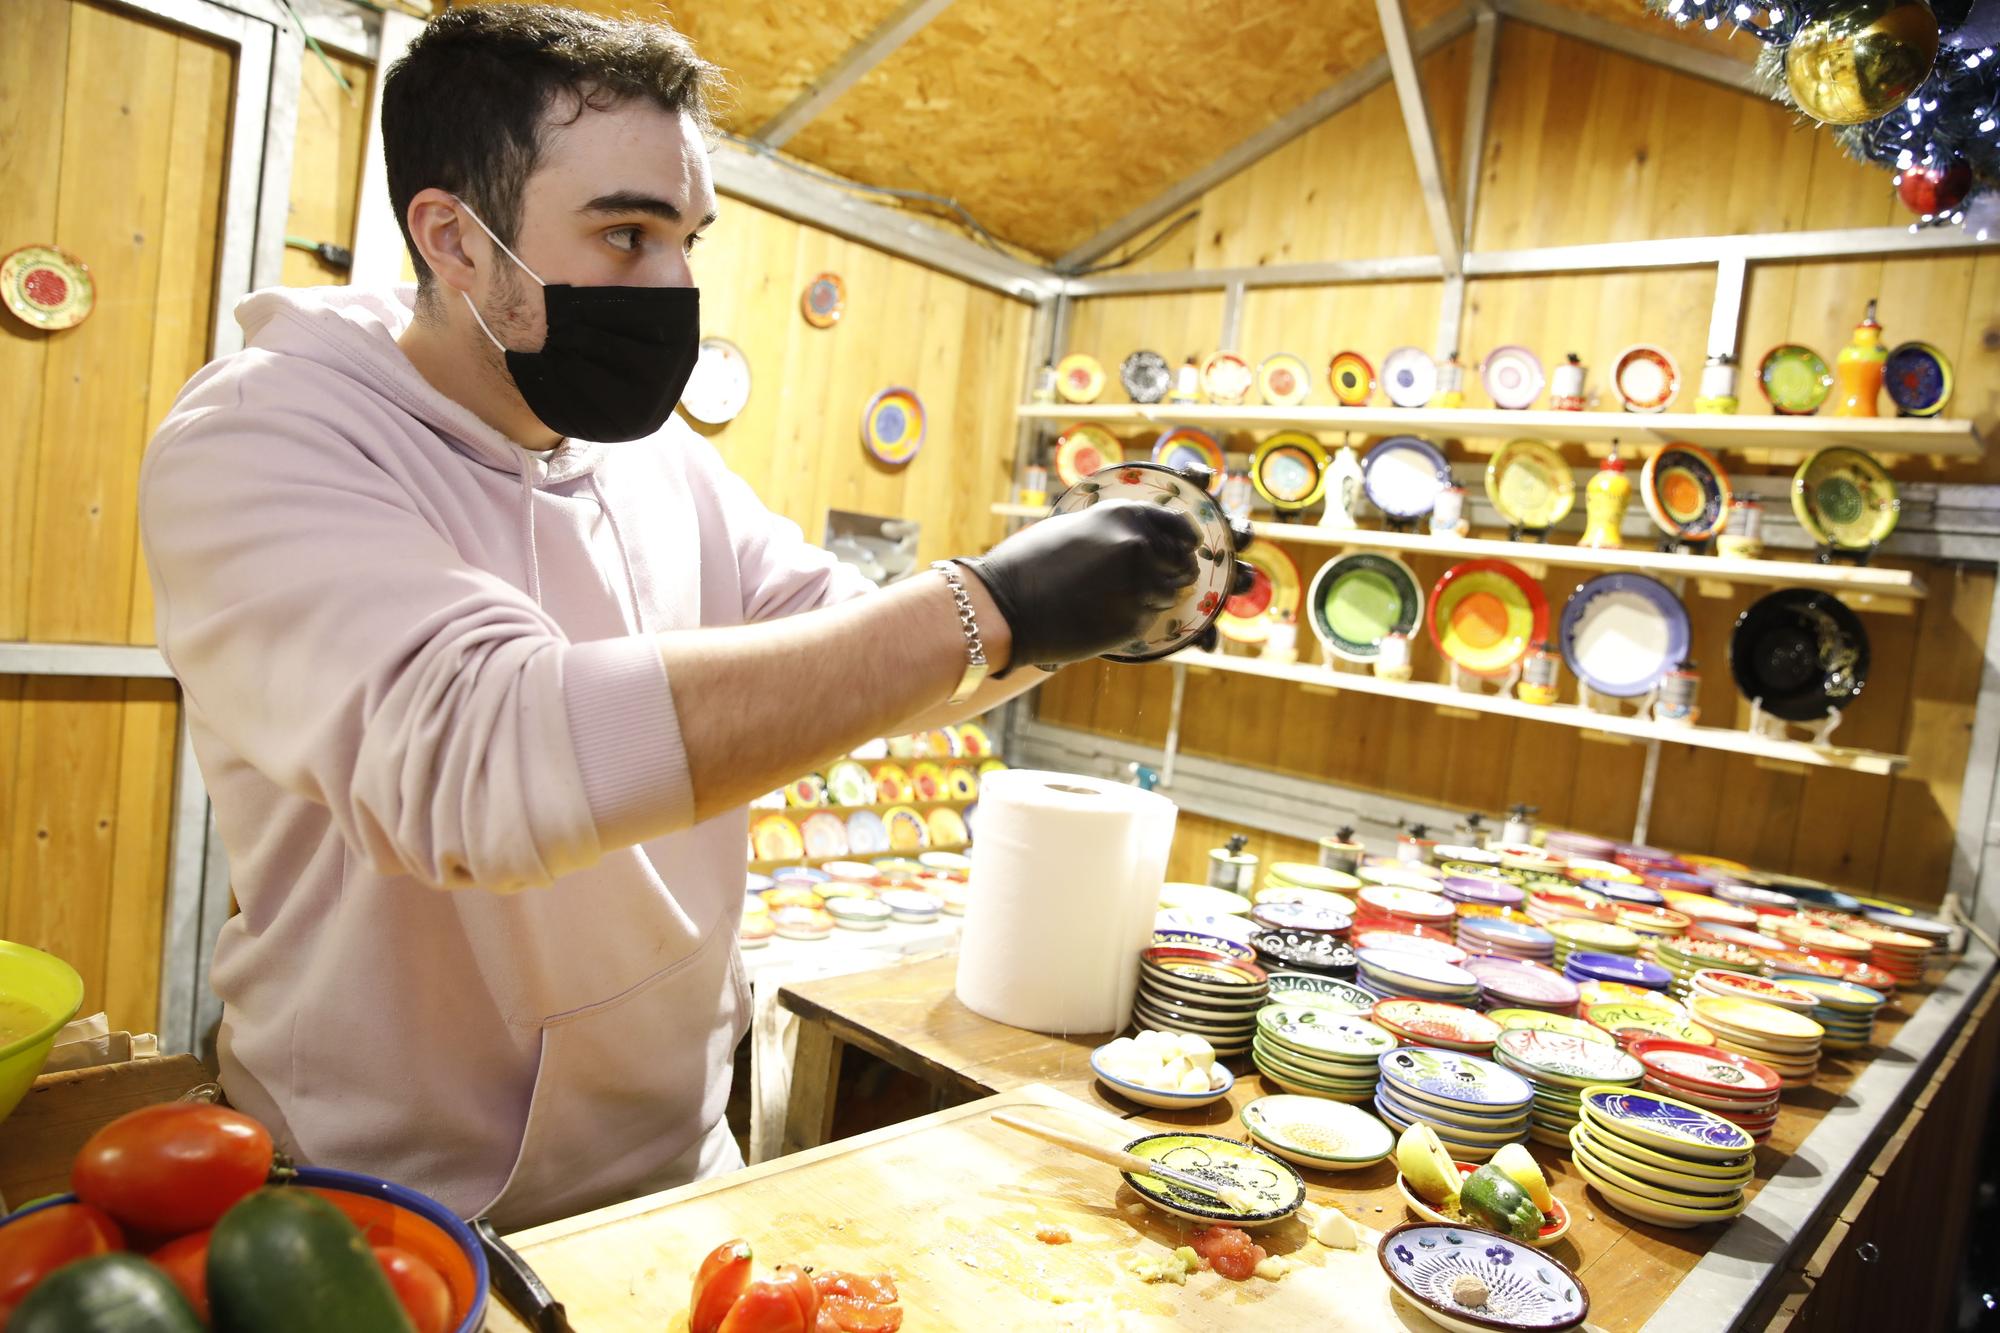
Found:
453,196 -> 546,353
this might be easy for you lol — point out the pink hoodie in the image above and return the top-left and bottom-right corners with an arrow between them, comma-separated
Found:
138,285 -> 873,1229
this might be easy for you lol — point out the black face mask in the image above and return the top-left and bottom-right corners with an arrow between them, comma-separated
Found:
458,198 -> 700,443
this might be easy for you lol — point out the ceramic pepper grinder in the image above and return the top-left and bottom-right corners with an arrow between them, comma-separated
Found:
1834,299 -> 1887,417
1694,353 -> 1740,414
1550,353 -> 1587,411
1517,641 -> 1562,705
1032,361 -> 1058,403
1654,660 -> 1701,726
1432,352 -> 1467,408
1169,355 -> 1203,405
1430,483 -> 1470,538
1580,448 -> 1632,549
1319,444 -> 1365,530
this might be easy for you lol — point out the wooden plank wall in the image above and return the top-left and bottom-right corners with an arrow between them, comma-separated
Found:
1038,26 -> 2000,906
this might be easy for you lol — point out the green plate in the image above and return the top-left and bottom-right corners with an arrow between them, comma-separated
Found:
1241,1094 -> 1394,1168
1307,552 -> 1423,663
1485,438 -> 1574,529
1759,344 -> 1833,415
1791,447 -> 1899,550
1256,1004 -> 1398,1060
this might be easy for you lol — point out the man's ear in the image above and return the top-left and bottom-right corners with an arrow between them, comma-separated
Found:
407,188 -> 480,294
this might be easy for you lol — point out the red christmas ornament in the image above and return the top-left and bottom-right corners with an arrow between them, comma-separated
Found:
1898,162 -> 1972,217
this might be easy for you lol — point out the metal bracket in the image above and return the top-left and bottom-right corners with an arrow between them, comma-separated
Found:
752,0 -> 960,149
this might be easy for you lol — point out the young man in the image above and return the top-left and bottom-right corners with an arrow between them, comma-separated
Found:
138,5 -> 1204,1229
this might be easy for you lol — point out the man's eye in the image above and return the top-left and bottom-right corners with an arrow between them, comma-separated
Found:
685,232 -> 705,255
608,227 -> 644,252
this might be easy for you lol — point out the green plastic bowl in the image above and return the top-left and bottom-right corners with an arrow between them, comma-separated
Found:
0,940 -> 86,1124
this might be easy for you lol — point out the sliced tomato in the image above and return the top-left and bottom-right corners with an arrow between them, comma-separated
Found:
716,1276 -> 813,1333
810,1272 -> 897,1305
375,1245 -> 453,1333
0,1203 -> 125,1321
773,1263 -> 818,1327
691,1240 -> 754,1333
1190,1225 -> 1264,1281
817,1296 -> 904,1333
71,1103 -> 273,1235
147,1229 -> 211,1321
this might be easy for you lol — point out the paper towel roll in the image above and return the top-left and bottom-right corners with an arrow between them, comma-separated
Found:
955,769 -> 1177,1035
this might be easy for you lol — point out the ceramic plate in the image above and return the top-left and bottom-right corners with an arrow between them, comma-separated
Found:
1152,929 -> 1257,963
1558,573 -> 1690,698
1380,346 -> 1438,409
1215,541 -> 1301,646
1053,422 -> 1123,488
1241,1095 -> 1394,1168
1584,1003 -> 1713,1046
1884,341 -> 1952,417
1496,1028 -> 1644,1087
1148,427 -> 1227,491
800,272 -> 843,327
1249,432 -> 1329,512
926,807 -> 968,846
1397,1165 -> 1574,1250
1486,439 -> 1574,530
1121,349 -> 1171,404
1759,344 -> 1833,415
1055,352 -> 1105,404
1265,973 -> 1375,1010
862,387 -> 925,467
1328,351 -> 1376,405
1158,882 -> 1254,916
844,810 -> 890,856
800,811 -> 848,859
1050,462 -> 1234,661
1120,1132 -> 1304,1227
1373,999 -> 1502,1047
1377,1048 -> 1534,1110
682,337 -> 751,424
1482,346 -> 1546,410
882,805 -> 930,851
824,759 -> 874,807
1256,352 -> 1312,407
1268,862 -> 1364,893
1201,352 -> 1254,405
1363,436 -> 1451,519
1689,994 -> 1825,1043
1092,1047 -> 1233,1110
1640,443 -> 1732,543
1307,552 -> 1424,663
749,813 -> 804,861
1257,1005 -> 1397,1060
1728,588 -> 1869,722
1429,560 -> 1549,677
871,762 -> 913,803
1612,345 -> 1679,413
943,765 -> 979,800
1791,447 -> 1899,550
1357,947 -> 1479,991
1579,1088 -> 1756,1160
1379,1224 -> 1588,1331
1626,1039 -> 1781,1097
1571,1150 -> 1748,1229
1487,1010 -> 1615,1044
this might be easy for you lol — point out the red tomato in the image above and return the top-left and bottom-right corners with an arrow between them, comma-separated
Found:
72,1103 -> 273,1235
375,1245 -> 453,1333
691,1239 -> 754,1333
717,1275 -> 813,1333
816,1297 -> 904,1333
1189,1225 -> 1264,1281
773,1264 -> 818,1328
0,1203 -> 125,1321
810,1272 -> 897,1305
147,1229 -> 211,1322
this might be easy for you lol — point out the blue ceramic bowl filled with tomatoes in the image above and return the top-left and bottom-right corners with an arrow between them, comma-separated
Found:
0,1101 -> 486,1332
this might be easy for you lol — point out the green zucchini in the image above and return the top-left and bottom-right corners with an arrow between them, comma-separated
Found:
1460,1163 -> 1546,1241
6,1253 -> 204,1333
207,1187 -> 415,1333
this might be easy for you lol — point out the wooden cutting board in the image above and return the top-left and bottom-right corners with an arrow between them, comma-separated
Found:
481,1083 -> 1442,1331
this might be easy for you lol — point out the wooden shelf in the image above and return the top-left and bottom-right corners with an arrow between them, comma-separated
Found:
749,843 -> 971,874
1167,649 -> 1908,775
1013,402 -> 1983,458
990,504 -> 1927,603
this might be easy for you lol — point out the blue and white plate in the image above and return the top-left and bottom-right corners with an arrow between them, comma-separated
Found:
1558,573 -> 1691,698
1884,341 -> 1951,417
1378,1047 -> 1534,1110
845,810 -> 890,856
1357,948 -> 1480,994
1363,437 -> 1452,520
1151,929 -> 1256,963
1378,1224 -> 1589,1331
1380,347 -> 1438,409
1156,909 -> 1260,944
1265,972 -> 1376,1011
1562,952 -> 1672,990
1251,899 -> 1353,934
1579,1087 -> 1756,1161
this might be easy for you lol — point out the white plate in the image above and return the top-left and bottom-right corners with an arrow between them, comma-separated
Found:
1482,345 -> 1546,410
1158,882 -> 1253,916
681,337 -> 751,424
1362,437 -> 1450,519
1380,346 -> 1437,408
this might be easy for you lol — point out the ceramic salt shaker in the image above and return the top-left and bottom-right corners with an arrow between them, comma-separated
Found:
1430,484 -> 1469,537
1550,353 -> 1587,411
1375,631 -> 1413,682
1695,353 -> 1740,415
1654,660 -> 1701,726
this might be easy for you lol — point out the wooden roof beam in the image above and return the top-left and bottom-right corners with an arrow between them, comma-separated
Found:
1490,0 -> 1761,93
1377,0 -> 1463,273
752,0 -> 961,149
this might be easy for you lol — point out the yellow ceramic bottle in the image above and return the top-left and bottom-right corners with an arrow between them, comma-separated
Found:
1834,299 -> 1886,417
1580,450 -> 1631,549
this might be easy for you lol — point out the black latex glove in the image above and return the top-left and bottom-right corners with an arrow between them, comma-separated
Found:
960,499 -> 1200,671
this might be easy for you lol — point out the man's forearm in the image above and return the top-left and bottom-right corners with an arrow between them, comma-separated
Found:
891,665 -> 1051,737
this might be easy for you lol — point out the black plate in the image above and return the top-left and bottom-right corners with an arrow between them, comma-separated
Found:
1252,930 -> 1357,976
1121,349 -> 1172,404
1728,588 -> 1870,722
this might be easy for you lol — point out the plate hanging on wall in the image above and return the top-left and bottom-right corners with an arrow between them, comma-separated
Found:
1257,352 -> 1312,407
1640,443 -> 1732,543
1728,588 -> 1870,722
800,811 -> 849,859
681,336 -> 752,424
1121,349 -> 1172,404
846,810 -> 891,856
1307,553 -> 1424,663
1481,345 -> 1545,410
1883,341 -> 1952,417
1485,438 -> 1574,529
1150,426 -> 1227,491
1757,345 -> 1833,415
1790,447 -> 1899,550
862,387 -> 925,467
1380,346 -> 1437,408
1428,559 -> 1549,677
750,812 -> 805,861
1361,436 -> 1450,520
1201,352 -> 1254,405
1613,345 -> 1679,413
1056,353 -> 1106,404
1217,541 -> 1301,645
1328,351 -> 1376,406
1250,431 -> 1328,513
1558,573 -> 1690,698
1054,422 -> 1124,488
800,272 -> 844,327
1,244 -> 94,331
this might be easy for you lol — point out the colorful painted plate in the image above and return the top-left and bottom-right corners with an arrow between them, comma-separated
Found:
845,810 -> 890,856
1249,431 -> 1329,512
1579,1087 -> 1756,1160
1380,346 -> 1437,409
882,805 -> 931,851
1482,345 -> 1546,410
1429,560 -> 1549,678
1055,353 -> 1105,404
1256,352 -> 1312,407
1625,1038 -> 1782,1097
1363,436 -> 1451,519
1217,540 -> 1301,645
1,244 -> 94,331
1791,447 -> 1899,550
862,387 -> 924,467
1640,443 -> 1732,543
1583,1003 -> 1713,1047
870,762 -> 913,803
944,765 -> 980,800
1119,1131 -> 1305,1227
1486,438 -> 1574,530
1379,1224 -> 1588,1331
1495,1028 -> 1644,1087
1201,351 -> 1253,405
682,337 -> 751,424
1328,351 -> 1376,405
1373,1000 -> 1502,1048
1242,1095 -> 1394,1168
909,760 -> 946,802
1151,929 -> 1257,963
1258,1005 -> 1399,1061
1148,427 -> 1227,491
1558,573 -> 1690,698
1728,588 -> 1869,722
1053,422 -> 1123,488
926,807 -> 968,846
1051,462 -> 1235,661
750,813 -> 804,861
1121,349 -> 1172,404
1265,973 -> 1376,1010
824,759 -> 874,807
1377,1047 -> 1534,1110
951,722 -> 992,758
1612,344 -> 1679,413
800,811 -> 849,859
1487,1010 -> 1617,1045
800,272 -> 844,327
1884,341 -> 1952,417
1308,553 -> 1424,662
1689,993 -> 1825,1044
1759,344 -> 1833,415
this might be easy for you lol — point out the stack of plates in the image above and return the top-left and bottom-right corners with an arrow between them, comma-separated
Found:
1627,1038 -> 1783,1142
1656,937 -> 1765,998
1590,878 -> 1665,909
1252,884 -> 1358,919
1374,1047 -> 1534,1161
1356,948 -> 1482,1006
1774,975 -> 1887,1051
1615,905 -> 1693,958
1266,972 -> 1375,1011
1264,861 -> 1363,897
1772,919 -> 1872,966
1643,869 -> 1715,899
1545,829 -> 1617,862
878,887 -> 941,924
1487,1009 -> 1615,1045
1441,873 -> 1526,912
1252,927 -> 1358,977
1158,881 -> 1254,918
1463,955 -> 1579,1015
1239,1094 -> 1394,1172
1249,898 -> 1353,937
1253,1003 -> 1397,1101
1526,883 -> 1618,927
770,906 -> 834,941
1864,907 -> 1954,957
824,896 -> 893,931
1570,1087 -> 1756,1228
1715,880 -> 1804,915
1688,993 -> 1824,1087
1663,893 -> 1761,932
1564,952 -> 1673,994
1844,922 -> 1932,987
1456,916 -> 1556,964
1687,921 -> 1774,953
1134,947 -> 1269,1054
1690,969 -> 1817,1016
1355,885 -> 1457,932
1352,930 -> 1467,967
1843,960 -> 1901,994
1750,945 -> 1852,983
1583,1000 -> 1716,1049
1577,979 -> 1687,1013
1157,909 -> 1260,946
1614,845 -> 1685,877
1370,998 -> 1501,1053
1494,1027 -> 1644,1147
1565,858 -> 1642,886
1550,920 -> 1642,967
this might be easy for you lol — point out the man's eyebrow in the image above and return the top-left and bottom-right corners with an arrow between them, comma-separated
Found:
578,191 -> 718,227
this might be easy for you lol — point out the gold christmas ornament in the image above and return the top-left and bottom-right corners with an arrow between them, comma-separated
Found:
1784,0 -> 1940,125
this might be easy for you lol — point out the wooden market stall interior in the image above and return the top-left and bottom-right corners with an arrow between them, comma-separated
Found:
3,0 -> 1999,1054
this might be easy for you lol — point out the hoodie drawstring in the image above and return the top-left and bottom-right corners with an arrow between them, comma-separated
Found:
589,472 -> 649,634
518,451 -> 544,605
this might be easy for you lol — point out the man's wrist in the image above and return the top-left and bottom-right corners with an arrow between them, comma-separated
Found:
945,562 -> 1012,675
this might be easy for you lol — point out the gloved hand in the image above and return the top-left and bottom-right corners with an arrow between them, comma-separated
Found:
959,499 -> 1200,671
1187,517 -> 1258,655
